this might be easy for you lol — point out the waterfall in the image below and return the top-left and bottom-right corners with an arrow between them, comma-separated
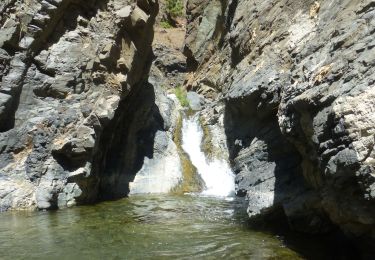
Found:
181,115 -> 235,197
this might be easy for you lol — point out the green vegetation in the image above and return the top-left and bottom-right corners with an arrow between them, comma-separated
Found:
166,0 -> 184,18
160,20 -> 173,29
174,86 -> 189,107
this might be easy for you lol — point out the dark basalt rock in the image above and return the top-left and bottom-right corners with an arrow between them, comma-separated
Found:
184,0 -> 375,255
0,0 -> 160,210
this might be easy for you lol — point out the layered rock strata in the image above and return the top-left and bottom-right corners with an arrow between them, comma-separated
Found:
0,0 -> 160,210
184,0 -> 375,251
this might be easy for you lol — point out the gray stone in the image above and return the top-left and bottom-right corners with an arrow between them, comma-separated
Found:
116,5 -> 132,18
0,18 -> 19,49
184,0 -> 375,251
186,91 -> 205,111
0,0 -> 158,211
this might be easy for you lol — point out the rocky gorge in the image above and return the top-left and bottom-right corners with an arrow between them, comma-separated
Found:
0,0 -> 375,258
0,0 -> 162,209
183,0 -> 375,255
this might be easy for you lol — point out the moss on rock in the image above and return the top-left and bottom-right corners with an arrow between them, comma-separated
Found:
171,112 -> 205,194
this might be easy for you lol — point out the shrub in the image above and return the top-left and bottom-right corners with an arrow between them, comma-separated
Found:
160,20 -> 173,29
166,0 -> 184,18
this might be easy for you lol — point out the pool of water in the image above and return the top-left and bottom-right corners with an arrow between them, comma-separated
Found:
0,194 -> 327,259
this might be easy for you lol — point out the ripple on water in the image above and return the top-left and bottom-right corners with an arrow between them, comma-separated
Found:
0,194 -> 311,259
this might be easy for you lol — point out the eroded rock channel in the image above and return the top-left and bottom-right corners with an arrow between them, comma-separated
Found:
0,0 -> 375,258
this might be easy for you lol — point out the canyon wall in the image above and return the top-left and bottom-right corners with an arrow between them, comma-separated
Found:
185,0 -> 375,250
0,0 -> 165,210
1,0 -> 375,254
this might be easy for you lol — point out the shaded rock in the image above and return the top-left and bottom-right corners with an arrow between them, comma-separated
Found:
184,0 -> 375,253
0,0 -> 158,211
129,129 -> 182,194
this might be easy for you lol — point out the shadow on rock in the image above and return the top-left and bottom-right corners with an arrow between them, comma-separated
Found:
89,81 -> 165,202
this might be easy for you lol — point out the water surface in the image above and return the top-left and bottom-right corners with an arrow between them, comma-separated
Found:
0,194 -> 314,259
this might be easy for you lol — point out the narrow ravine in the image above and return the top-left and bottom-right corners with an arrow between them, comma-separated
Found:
181,114 -> 235,197
0,97 -> 333,259
0,0 -> 373,258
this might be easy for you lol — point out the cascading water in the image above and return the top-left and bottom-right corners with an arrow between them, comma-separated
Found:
181,114 -> 235,197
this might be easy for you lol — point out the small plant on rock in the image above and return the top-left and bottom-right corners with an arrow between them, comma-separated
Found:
174,86 -> 189,107
166,0 -> 184,18
160,20 -> 173,29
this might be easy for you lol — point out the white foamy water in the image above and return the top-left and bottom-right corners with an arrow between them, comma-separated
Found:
181,115 -> 235,197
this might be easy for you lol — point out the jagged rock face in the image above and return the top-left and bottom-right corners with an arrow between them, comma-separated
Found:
122,1 -> 188,195
151,44 -> 187,88
152,0 -> 187,89
123,83 -> 183,195
185,0 -> 375,247
0,0 -> 159,211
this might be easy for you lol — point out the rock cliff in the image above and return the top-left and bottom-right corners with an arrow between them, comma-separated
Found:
0,0 -> 162,210
184,0 -> 375,252
1,0 -> 375,255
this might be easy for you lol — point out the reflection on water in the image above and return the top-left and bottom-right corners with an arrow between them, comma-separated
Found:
0,195 -> 325,259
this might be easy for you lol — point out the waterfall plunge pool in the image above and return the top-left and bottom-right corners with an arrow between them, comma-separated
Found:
0,113 -> 332,259
0,194 -> 329,259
